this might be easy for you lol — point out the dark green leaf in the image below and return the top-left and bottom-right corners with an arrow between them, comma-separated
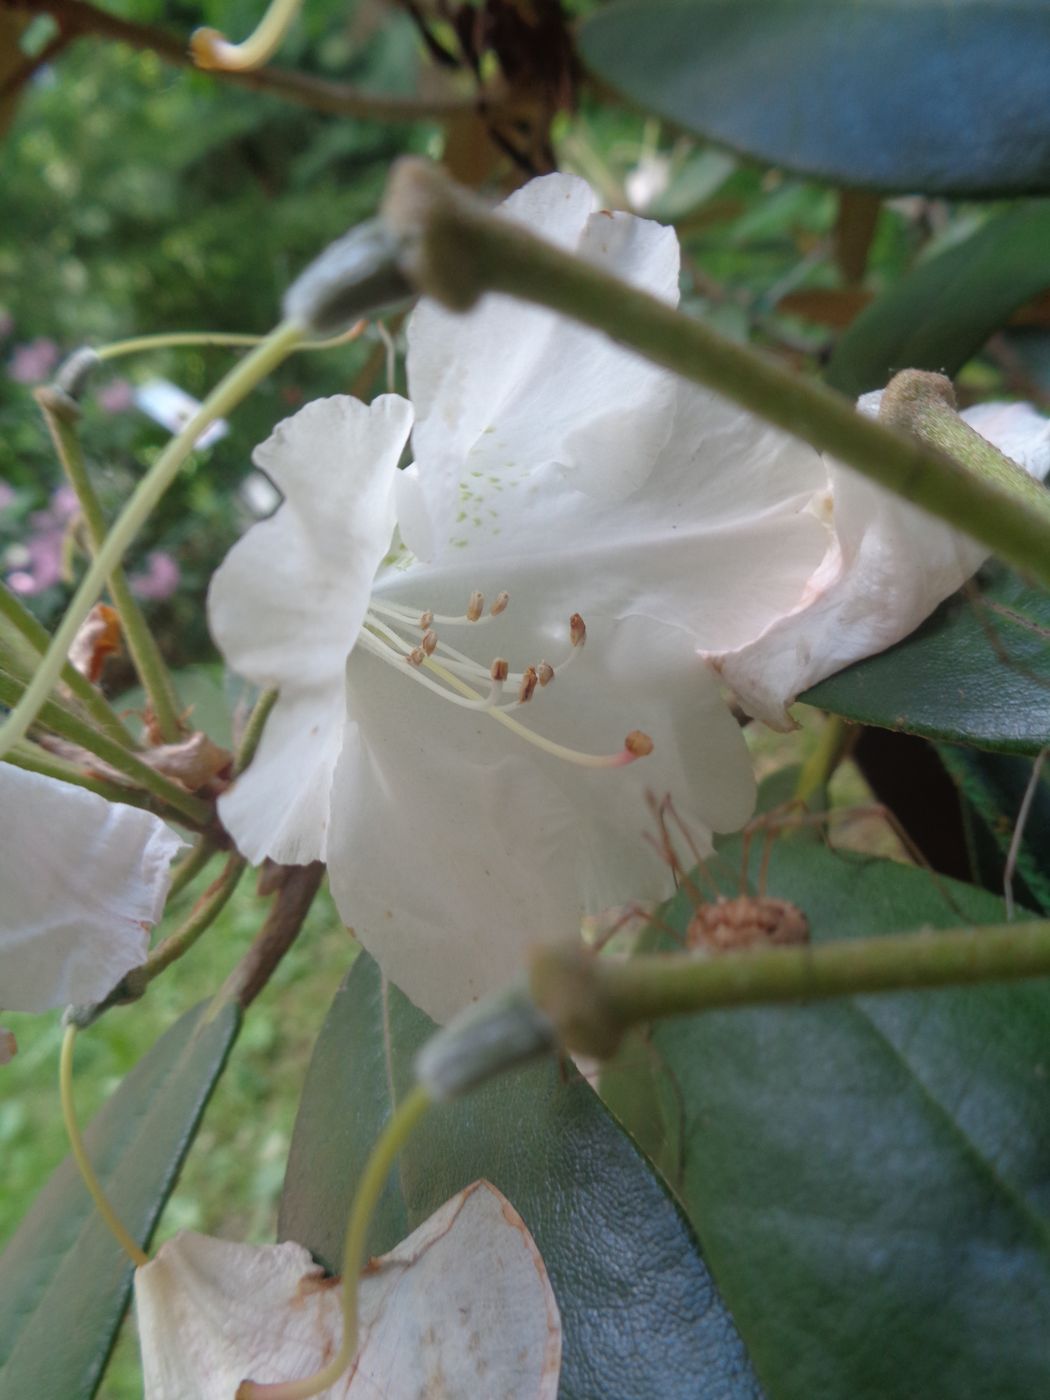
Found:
579,0 -> 1050,195
801,569 -> 1050,754
939,744 -> 1050,914
605,836 -> 1050,1399
0,1000 -> 239,1400
827,204 -> 1050,397
279,953 -> 762,1400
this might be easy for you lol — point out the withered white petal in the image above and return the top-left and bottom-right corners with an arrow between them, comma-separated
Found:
0,766 -> 182,1012
136,1180 -> 561,1400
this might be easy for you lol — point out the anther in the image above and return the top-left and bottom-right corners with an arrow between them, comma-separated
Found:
408,647 -> 425,667
537,661 -> 555,687
518,666 -> 539,703
467,591 -> 485,622
419,610 -> 434,630
421,629 -> 438,656
491,658 -> 509,683
625,730 -> 654,757
491,591 -> 510,616
570,613 -> 587,648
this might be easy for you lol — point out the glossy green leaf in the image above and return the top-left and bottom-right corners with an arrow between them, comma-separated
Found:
604,837 -> 1050,1400
0,1000 -> 239,1400
939,744 -> 1050,915
827,204 -> 1050,396
279,953 -> 762,1400
579,0 -> 1050,196
801,569 -> 1050,753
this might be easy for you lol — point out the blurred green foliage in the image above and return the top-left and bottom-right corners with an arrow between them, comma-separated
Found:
0,0 -> 428,658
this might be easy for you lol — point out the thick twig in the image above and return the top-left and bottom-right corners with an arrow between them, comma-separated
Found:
217,862 -> 325,1009
0,30 -> 70,105
3,0 -> 503,121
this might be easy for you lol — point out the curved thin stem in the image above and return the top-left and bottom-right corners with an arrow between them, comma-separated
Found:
8,0 -> 500,121
238,1084 -> 432,1399
234,688 -> 278,776
166,836 -> 217,902
60,1023 -> 149,1268
36,387 -> 183,742
0,320 -> 304,762
191,0 -> 304,71
96,321 -> 365,362
144,854 -> 246,983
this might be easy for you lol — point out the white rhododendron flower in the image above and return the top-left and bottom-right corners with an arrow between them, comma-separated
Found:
209,176 -> 840,1021
0,765 -> 182,1012
705,392 -> 1050,728
135,1180 -> 561,1399
211,170 -> 1050,1020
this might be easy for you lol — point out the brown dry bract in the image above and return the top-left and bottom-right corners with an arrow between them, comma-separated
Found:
68,602 -> 121,682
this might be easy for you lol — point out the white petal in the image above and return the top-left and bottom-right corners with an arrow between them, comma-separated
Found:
136,1181 -> 561,1400
709,397 -> 1050,728
208,395 -> 412,691
402,173 -> 681,560
326,617 -> 754,1023
376,380 -> 829,664
0,766 -> 182,1012
218,686 -> 346,865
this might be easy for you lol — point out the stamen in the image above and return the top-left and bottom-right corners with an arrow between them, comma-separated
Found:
491,591 -> 510,616
467,590 -> 485,622
421,629 -> 438,656
424,656 -> 653,770
358,608 -> 650,769
369,599 -> 498,630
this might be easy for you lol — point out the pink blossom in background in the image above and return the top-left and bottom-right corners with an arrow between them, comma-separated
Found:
130,550 -> 180,601
97,377 -> 135,414
7,338 -> 59,385
0,311 -> 14,341
4,485 -> 81,595
0,480 -> 14,512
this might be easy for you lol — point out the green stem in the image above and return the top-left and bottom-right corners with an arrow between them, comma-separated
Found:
794,715 -> 849,806
0,581 -> 137,748
96,323 -> 364,361
382,160 -> 1050,588
234,688 -> 278,775
3,746 -> 173,817
0,319 -> 304,762
238,1083 -> 433,1400
0,668 -> 211,826
166,836 -> 217,902
60,1024 -> 149,1267
530,921 -> 1050,1058
142,853 -> 246,983
36,387 -> 184,742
